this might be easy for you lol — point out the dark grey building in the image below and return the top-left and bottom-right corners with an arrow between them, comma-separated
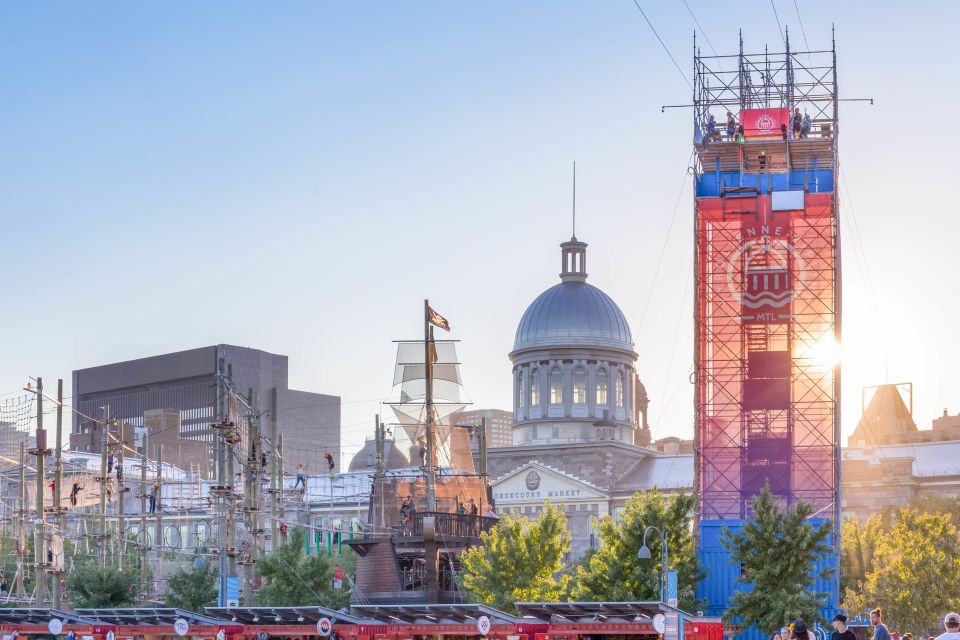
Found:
72,344 -> 340,475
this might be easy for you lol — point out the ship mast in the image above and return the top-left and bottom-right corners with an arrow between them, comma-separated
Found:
423,299 -> 437,511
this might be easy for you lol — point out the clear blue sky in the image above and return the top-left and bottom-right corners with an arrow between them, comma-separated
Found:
3,1 -> 959,463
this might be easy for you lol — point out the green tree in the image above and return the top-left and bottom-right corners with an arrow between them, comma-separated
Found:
721,486 -> 833,634
165,560 -> 218,613
67,564 -> 138,608
864,508 -> 960,634
840,515 -> 882,595
571,489 -> 703,611
460,501 -> 570,613
256,527 -> 351,608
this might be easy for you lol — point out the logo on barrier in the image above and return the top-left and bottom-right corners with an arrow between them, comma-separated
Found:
317,617 -> 333,637
105,631 -> 115,640
174,618 -> 190,637
48,620 -> 63,636
477,616 -> 491,636
652,614 -> 666,635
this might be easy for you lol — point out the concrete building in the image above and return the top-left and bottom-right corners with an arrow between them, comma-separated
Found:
457,409 -> 513,449
72,344 -> 340,475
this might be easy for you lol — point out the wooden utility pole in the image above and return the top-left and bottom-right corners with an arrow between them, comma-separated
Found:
15,442 -> 26,598
153,443 -> 163,591
277,434 -> 285,533
117,422 -> 125,571
478,417 -> 488,478
241,389 -> 262,604
98,405 -> 109,567
51,378 -> 65,609
269,392 -> 278,551
139,431 -> 148,595
32,376 -> 48,605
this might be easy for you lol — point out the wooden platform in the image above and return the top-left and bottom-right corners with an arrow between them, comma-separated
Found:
697,137 -> 835,174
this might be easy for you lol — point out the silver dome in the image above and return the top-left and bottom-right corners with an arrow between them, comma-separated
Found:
513,280 -> 635,354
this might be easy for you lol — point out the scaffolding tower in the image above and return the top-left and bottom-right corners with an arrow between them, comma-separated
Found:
691,31 -> 841,623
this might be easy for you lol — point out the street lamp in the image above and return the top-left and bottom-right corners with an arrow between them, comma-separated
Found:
637,525 -> 669,603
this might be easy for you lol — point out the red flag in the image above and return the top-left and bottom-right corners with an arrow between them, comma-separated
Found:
427,306 -> 450,331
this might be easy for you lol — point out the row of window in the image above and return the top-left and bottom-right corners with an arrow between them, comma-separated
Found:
517,367 -> 625,408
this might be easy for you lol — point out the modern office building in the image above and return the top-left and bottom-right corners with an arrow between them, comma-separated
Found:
72,344 -> 341,475
457,409 -> 513,449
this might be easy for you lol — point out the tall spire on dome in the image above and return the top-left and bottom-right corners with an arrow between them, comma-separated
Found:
561,161 -> 587,282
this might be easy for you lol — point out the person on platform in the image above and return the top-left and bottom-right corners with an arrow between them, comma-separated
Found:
483,505 -> 497,519
468,498 -> 478,516
706,115 -> 720,143
400,495 -> 412,524
792,108 -> 803,138
801,112 -> 812,139
149,482 -> 159,514
0,576 -> 8,594
936,613 -> 960,640
69,481 -> 82,507
293,463 -> 306,490
871,608 -> 892,640
832,614 -> 857,640
324,451 -> 336,473
457,502 -> 467,515
726,111 -> 737,139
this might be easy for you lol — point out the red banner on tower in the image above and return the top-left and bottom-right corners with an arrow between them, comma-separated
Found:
739,108 -> 789,138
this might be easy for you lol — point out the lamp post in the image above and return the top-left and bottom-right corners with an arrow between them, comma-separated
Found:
637,525 -> 669,603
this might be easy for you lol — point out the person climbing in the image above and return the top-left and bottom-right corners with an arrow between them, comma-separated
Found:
70,481 -> 82,507
293,462 -> 306,490
399,495 -> 411,524
115,461 -> 123,483
107,449 -> 115,475
49,480 -> 55,499
324,451 -> 335,473
149,482 -> 159,514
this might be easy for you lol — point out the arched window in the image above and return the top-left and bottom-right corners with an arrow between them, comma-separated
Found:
516,371 -> 525,408
596,368 -> 609,405
550,367 -> 563,404
530,369 -> 540,405
616,371 -> 625,407
573,366 -> 587,404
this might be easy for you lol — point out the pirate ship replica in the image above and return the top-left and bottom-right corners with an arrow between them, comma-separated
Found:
347,301 -> 494,604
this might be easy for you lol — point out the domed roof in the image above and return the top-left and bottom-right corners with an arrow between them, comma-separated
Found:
512,238 -> 635,355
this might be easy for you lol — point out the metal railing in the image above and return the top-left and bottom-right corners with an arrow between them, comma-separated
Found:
407,511 -> 497,538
